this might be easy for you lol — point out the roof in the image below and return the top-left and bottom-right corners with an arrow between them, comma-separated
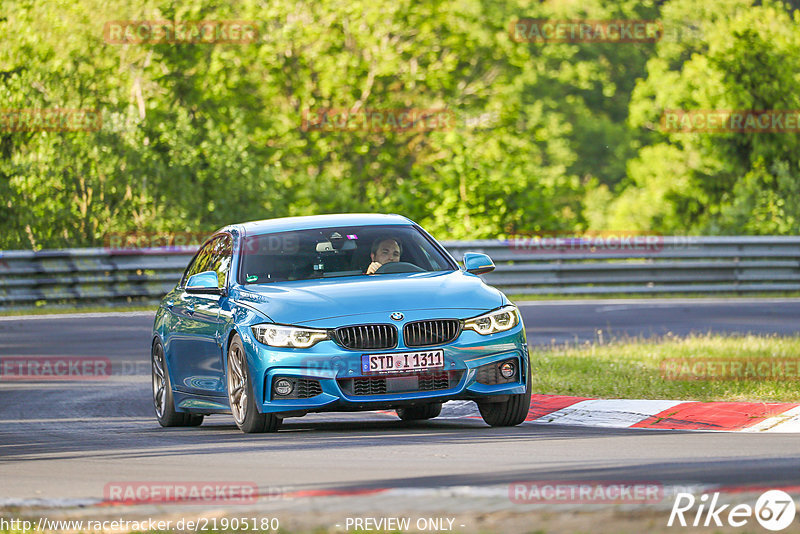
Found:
231,213 -> 415,236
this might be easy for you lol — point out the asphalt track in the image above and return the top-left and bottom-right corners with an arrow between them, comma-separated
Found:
1,298 -> 800,532
3,297 -> 800,358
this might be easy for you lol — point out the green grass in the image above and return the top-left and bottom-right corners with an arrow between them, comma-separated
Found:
530,334 -> 800,402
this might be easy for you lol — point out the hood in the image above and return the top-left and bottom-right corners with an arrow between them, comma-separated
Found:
231,271 -> 503,325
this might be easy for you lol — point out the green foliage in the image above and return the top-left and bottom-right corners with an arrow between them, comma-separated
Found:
602,0 -> 800,234
1,0 -> 798,249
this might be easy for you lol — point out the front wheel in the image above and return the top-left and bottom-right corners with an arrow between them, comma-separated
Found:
227,334 -> 281,433
477,367 -> 531,427
152,339 -> 204,427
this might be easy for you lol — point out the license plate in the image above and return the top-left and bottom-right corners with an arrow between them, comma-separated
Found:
362,350 -> 445,374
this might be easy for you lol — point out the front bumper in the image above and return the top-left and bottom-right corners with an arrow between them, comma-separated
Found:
239,324 -> 529,415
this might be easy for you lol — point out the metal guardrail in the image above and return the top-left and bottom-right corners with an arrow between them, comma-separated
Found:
1,237 -> 799,308
0,247 -> 194,308
447,236 -> 800,295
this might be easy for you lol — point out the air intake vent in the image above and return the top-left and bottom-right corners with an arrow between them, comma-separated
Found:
294,378 -> 323,398
337,371 -> 463,396
353,376 -> 388,395
403,319 -> 461,347
335,324 -> 398,350
418,372 -> 452,391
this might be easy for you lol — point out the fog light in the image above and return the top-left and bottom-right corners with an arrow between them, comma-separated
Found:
499,361 -> 516,379
274,378 -> 294,396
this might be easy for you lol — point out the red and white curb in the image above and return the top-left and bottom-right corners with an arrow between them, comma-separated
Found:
431,396 -> 800,432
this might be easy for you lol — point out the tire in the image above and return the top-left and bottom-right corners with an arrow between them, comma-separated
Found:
152,339 -> 204,428
227,334 -> 281,433
396,402 -> 442,421
477,367 -> 532,427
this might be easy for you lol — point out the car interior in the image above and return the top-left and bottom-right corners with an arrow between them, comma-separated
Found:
240,227 -> 445,284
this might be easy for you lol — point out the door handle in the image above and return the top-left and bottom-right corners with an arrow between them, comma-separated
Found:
165,300 -> 174,309
186,305 -> 195,315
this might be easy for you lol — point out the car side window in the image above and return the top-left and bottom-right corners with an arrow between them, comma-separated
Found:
208,234 -> 233,289
181,236 -> 222,287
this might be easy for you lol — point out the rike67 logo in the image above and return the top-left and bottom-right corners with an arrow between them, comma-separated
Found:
669,490 -> 797,531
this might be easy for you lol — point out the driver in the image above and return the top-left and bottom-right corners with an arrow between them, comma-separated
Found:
366,237 -> 402,274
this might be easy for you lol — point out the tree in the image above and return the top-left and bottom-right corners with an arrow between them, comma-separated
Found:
598,0 -> 800,234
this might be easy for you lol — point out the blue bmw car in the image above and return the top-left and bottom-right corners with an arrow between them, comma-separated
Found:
152,214 -> 530,433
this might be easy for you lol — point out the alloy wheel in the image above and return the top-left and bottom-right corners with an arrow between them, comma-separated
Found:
151,342 -> 166,418
227,343 -> 248,425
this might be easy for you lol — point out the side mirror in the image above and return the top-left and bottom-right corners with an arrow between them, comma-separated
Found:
463,252 -> 495,275
186,271 -> 223,294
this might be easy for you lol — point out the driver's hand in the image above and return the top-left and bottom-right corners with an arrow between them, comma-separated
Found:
366,261 -> 382,275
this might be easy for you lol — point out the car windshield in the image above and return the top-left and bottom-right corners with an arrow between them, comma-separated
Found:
238,225 -> 455,284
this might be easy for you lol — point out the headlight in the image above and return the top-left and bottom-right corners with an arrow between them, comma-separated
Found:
463,305 -> 519,335
251,324 -> 329,348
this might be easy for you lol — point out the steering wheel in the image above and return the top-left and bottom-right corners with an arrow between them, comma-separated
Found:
374,261 -> 425,274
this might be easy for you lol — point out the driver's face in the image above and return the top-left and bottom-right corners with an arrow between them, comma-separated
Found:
371,239 -> 401,265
